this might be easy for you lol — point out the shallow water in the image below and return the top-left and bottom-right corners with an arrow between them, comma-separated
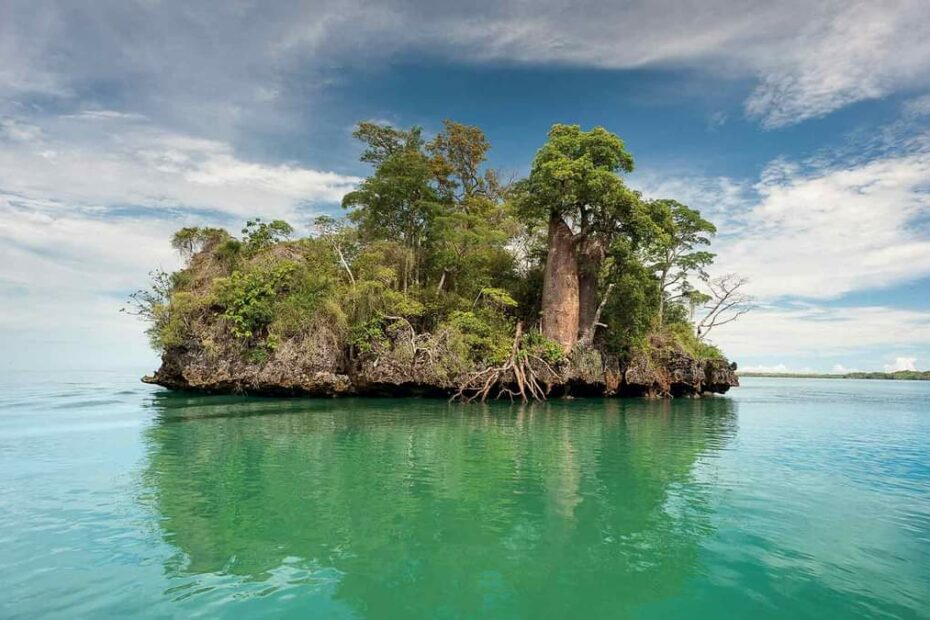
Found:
1,372 -> 929,618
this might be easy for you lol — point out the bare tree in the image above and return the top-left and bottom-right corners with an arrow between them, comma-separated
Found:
122,269 -> 173,348
696,274 -> 754,340
122,269 -> 172,322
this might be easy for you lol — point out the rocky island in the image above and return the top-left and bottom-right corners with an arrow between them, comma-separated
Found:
135,122 -> 742,400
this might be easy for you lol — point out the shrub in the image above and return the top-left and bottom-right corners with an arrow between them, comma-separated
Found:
158,291 -> 210,348
242,218 -> 294,254
664,322 -> 724,360
521,331 -> 565,365
269,257 -> 344,339
446,310 -> 512,364
216,262 -> 297,340
350,317 -> 388,353
213,239 -> 243,271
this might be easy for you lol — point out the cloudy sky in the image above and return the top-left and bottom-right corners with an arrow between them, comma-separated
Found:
2,0 -> 930,373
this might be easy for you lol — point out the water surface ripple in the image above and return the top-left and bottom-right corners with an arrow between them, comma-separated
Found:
1,373 -> 928,618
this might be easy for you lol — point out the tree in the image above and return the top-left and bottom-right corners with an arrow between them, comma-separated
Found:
695,274 -> 754,339
427,121 -> 513,296
681,286 -> 711,323
513,124 -> 644,351
645,199 -> 716,324
342,143 -> 440,291
313,215 -> 356,286
122,269 -> 173,347
170,227 -> 229,260
352,122 -> 423,166
344,120 -> 513,299
427,119 -> 501,201
242,218 -> 293,252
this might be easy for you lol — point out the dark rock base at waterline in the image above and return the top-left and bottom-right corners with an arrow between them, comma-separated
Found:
143,346 -> 738,399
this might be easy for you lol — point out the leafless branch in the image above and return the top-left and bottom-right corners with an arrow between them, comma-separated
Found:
578,282 -> 615,347
696,273 -> 755,340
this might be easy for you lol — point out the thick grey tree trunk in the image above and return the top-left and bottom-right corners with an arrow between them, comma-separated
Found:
541,213 -> 579,352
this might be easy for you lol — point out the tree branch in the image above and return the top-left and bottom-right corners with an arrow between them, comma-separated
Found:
578,282 -> 615,347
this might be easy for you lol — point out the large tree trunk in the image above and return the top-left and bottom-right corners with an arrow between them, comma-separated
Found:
541,213 -> 579,352
577,236 -> 605,341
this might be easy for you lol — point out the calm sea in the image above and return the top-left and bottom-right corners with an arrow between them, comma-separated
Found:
1,372 -> 928,618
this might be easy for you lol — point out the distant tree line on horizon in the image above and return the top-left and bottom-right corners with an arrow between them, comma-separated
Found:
740,370 -> 929,380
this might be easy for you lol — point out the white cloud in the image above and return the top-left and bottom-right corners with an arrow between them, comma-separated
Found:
0,195 -> 182,369
447,0 -> 930,127
884,356 -> 918,372
634,114 -> 930,369
0,110 -> 360,369
902,94 -> 930,119
0,111 -> 359,219
636,173 -> 750,235
743,1 -> 930,127
740,363 -> 792,374
712,303 -> 930,360
0,117 -> 43,142
712,151 -> 930,300
3,1 -> 930,129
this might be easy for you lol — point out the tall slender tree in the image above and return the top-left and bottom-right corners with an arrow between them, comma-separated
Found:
644,199 -> 716,323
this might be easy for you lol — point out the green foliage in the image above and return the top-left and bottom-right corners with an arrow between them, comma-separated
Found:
171,227 -> 229,260
352,122 -> 424,166
350,317 -> 388,353
446,310 -> 512,365
644,199 -> 717,323
521,331 -> 565,365
241,218 -> 294,253
342,147 -> 440,249
475,287 -> 518,309
430,204 -> 515,296
170,270 -> 194,291
270,276 -> 344,340
845,370 -> 930,380
344,279 -> 425,328
427,119 -> 500,201
663,322 -> 725,361
214,239 -> 243,270
216,262 -> 297,340
599,242 -> 660,356
509,264 -> 545,325
123,269 -> 174,349
158,291 -> 210,349
344,120 -> 518,300
512,124 -> 638,232
246,345 -> 271,365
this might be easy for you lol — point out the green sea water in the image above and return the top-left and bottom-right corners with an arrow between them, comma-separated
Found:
1,373 -> 929,618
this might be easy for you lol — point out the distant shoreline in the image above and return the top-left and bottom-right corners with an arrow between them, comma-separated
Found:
739,371 -> 930,381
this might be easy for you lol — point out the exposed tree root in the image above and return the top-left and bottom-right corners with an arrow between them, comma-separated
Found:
451,322 -> 555,403
382,315 -> 436,364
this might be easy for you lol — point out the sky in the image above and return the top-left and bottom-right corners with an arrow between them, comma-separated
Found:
2,0 -> 930,374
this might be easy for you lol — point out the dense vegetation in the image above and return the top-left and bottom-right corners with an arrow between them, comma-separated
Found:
131,121 -> 745,399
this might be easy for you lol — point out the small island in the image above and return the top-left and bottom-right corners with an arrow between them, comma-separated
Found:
133,122 -> 745,400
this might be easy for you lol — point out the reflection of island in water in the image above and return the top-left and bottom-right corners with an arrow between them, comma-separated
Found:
142,395 -> 737,617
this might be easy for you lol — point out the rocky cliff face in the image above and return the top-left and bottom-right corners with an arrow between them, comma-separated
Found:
143,329 -> 738,398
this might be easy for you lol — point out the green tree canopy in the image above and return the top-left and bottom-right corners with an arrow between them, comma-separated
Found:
644,199 -> 716,323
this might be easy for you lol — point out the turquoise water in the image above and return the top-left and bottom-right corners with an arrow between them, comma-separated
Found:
1,374 -> 929,619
